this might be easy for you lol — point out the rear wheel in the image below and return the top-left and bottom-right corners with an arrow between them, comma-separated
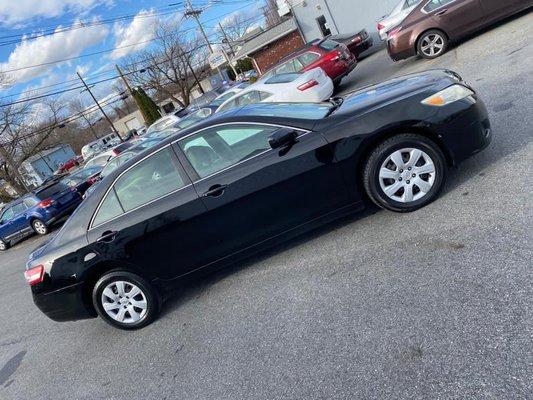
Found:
363,134 -> 446,212
92,271 -> 160,330
31,219 -> 49,235
0,239 -> 9,251
417,30 -> 448,59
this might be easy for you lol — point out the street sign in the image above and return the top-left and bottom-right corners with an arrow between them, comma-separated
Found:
209,52 -> 227,69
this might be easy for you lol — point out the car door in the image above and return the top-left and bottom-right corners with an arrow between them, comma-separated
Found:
423,0 -> 485,38
479,0 -> 524,21
174,122 -> 350,268
87,146 -> 210,281
5,203 -> 30,240
0,207 -> 16,240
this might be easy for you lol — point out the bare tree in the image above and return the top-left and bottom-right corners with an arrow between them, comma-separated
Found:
262,0 -> 282,28
68,98 -> 101,139
123,24 -> 208,108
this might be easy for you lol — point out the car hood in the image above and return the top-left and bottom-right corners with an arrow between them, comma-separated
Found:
317,69 -> 460,126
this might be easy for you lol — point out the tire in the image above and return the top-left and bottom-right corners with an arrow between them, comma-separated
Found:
31,219 -> 49,235
0,239 -> 9,251
417,29 -> 448,59
92,271 -> 160,330
363,134 -> 446,213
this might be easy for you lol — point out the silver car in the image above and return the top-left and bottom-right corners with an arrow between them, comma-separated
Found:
378,0 -> 422,40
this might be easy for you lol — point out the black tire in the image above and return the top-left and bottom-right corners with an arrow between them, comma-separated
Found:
31,219 -> 49,235
363,134 -> 446,213
0,239 -> 9,251
92,271 -> 160,330
417,29 -> 448,59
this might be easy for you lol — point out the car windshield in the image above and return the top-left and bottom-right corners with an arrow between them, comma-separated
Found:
210,91 -> 238,107
317,39 -> 339,51
145,117 -> 178,136
61,166 -> 101,186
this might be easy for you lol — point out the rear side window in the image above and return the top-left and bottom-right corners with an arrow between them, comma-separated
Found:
11,203 -> 26,215
424,0 -> 452,12
23,197 -> 39,208
299,52 -> 320,66
114,148 -> 185,212
35,182 -> 68,200
275,58 -> 303,74
92,148 -> 186,226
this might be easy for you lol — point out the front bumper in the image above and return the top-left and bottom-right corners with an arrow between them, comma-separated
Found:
437,96 -> 492,165
33,281 -> 95,322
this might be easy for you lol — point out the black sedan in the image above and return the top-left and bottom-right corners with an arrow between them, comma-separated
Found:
25,69 -> 492,329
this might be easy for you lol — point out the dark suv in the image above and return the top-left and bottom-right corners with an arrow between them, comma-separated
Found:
0,181 -> 82,250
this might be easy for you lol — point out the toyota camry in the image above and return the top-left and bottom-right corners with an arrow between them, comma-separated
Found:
25,69 -> 492,329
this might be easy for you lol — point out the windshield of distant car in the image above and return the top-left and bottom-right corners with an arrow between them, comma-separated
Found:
236,103 -> 333,119
85,154 -> 111,168
145,116 -> 179,136
211,91 -> 239,107
61,166 -> 101,186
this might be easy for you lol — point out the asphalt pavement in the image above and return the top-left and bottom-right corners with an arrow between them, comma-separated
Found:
0,11 -> 531,400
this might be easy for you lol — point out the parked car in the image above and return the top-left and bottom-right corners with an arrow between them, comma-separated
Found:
54,156 -> 81,175
387,0 -> 531,60
261,38 -> 356,86
143,115 -> 181,137
0,181 -> 83,250
378,0 -> 423,40
60,165 -> 103,197
329,29 -> 373,58
208,83 -> 251,110
216,69 -> 334,113
25,69 -> 493,329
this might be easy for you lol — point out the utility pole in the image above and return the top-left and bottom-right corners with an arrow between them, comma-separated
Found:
77,71 -> 123,142
184,0 -> 226,81
182,52 -> 205,94
218,22 -> 235,58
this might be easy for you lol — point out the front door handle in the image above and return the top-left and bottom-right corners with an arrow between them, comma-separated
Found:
435,9 -> 448,16
96,230 -> 118,243
202,184 -> 228,198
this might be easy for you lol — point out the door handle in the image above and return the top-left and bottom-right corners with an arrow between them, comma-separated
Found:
202,184 -> 228,198
96,231 -> 118,243
435,9 -> 448,16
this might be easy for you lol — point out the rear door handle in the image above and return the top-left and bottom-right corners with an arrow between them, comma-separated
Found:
96,231 -> 118,243
202,184 -> 228,198
435,9 -> 448,16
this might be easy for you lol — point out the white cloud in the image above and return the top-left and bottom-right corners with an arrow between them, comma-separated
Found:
0,20 -> 109,84
110,10 -> 159,60
0,0 -> 113,25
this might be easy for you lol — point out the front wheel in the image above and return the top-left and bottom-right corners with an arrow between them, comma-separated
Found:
32,219 -> 49,235
363,134 -> 446,212
92,271 -> 160,330
0,239 -> 9,251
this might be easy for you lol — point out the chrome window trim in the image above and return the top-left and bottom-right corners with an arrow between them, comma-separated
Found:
421,0 -> 456,14
89,144 -> 187,230
173,121 -> 311,183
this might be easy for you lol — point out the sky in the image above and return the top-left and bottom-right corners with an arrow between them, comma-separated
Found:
0,0 -> 263,116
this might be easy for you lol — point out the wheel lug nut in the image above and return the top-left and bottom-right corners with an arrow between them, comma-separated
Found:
398,177 -> 402,181
406,180 -> 410,184
412,174 -> 416,177
408,167 -> 412,171
400,169 -> 403,173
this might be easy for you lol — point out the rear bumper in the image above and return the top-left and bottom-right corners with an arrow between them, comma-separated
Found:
33,281 -> 95,322
45,199 -> 82,226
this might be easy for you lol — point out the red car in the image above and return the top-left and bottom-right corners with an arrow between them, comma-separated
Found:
54,156 -> 82,175
261,38 -> 357,87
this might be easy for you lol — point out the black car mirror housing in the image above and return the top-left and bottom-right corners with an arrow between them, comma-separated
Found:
268,129 -> 298,150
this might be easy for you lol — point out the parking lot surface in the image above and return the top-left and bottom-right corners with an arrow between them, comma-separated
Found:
0,12 -> 531,400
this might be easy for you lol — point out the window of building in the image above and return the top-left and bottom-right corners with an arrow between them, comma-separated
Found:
316,15 -> 331,37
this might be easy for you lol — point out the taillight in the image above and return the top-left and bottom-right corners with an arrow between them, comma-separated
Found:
37,198 -> 54,208
378,22 -> 385,31
351,36 -> 362,45
325,50 -> 341,61
388,26 -> 403,39
297,79 -> 319,91
112,149 -> 119,156
87,176 -> 99,185
24,265 -> 44,286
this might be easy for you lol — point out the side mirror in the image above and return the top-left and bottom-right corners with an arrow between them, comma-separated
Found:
268,129 -> 298,150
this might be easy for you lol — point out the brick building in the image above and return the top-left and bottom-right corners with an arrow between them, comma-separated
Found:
235,18 -> 305,75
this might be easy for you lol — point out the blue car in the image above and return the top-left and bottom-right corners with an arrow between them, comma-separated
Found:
0,181 -> 82,251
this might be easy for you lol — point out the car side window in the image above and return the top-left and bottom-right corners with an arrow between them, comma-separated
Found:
179,124 -> 279,178
93,189 -> 123,227
276,58 -> 303,74
114,148 -> 185,212
11,203 -> 26,215
424,0 -> 451,12
23,198 -> 39,208
299,52 -> 320,66
1,207 -> 14,223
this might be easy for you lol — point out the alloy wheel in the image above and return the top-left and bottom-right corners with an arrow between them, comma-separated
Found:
421,34 -> 445,57
33,220 -> 47,235
101,280 -> 148,324
0,240 -> 6,251
379,147 -> 436,203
